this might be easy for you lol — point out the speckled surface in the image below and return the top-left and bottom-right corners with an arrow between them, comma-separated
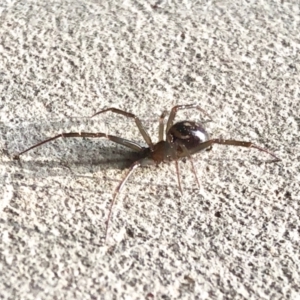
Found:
0,0 -> 299,299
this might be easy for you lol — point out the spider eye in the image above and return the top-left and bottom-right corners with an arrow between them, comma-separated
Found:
167,121 -> 209,150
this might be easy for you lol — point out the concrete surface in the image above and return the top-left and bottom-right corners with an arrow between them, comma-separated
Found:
0,0 -> 299,299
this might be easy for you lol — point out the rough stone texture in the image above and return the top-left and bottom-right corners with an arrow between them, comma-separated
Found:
0,0 -> 299,299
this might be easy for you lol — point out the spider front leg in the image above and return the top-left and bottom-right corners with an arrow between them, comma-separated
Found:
166,104 -> 213,133
13,132 -> 144,159
189,138 -> 281,162
92,107 -> 154,150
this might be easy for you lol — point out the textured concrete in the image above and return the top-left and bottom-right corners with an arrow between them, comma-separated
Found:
0,0 -> 299,299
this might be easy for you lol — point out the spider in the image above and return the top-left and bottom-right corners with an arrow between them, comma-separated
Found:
13,104 -> 281,241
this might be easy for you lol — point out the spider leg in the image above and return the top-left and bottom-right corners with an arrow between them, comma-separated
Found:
174,160 -> 183,194
188,138 -> 281,162
91,107 -> 154,149
13,132 -> 144,159
105,159 -> 144,242
166,141 -> 184,194
158,110 -> 168,141
179,143 -> 201,189
173,142 -> 200,193
166,104 -> 213,132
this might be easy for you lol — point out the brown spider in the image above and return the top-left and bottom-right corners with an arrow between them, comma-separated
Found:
13,104 -> 280,241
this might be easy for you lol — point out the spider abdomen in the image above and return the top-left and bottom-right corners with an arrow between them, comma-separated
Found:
167,121 -> 209,150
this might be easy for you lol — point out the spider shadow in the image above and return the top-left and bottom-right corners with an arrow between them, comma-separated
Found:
10,141 -> 141,178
